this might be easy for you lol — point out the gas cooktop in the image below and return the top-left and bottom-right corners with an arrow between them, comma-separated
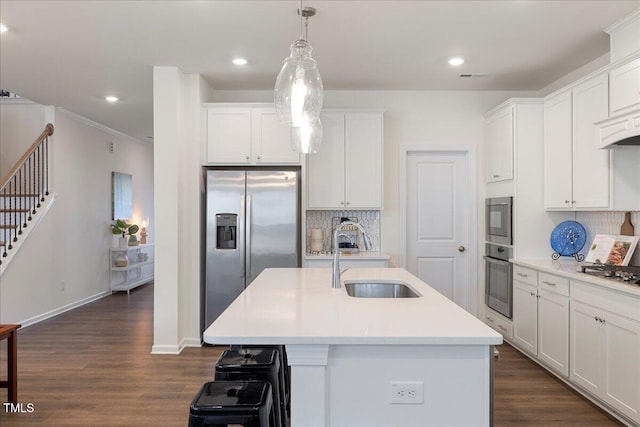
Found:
580,263 -> 640,286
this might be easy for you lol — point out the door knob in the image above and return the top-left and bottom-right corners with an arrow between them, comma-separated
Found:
458,246 -> 466,252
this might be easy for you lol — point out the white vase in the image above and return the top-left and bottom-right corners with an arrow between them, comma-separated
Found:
119,237 -> 128,249
111,235 -> 121,248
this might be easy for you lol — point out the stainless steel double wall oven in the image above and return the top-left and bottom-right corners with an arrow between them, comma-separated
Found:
485,197 -> 513,319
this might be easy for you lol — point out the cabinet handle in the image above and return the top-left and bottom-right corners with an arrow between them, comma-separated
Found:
571,200 -> 576,204
517,273 -> 528,278
542,281 -> 557,287
530,292 -> 536,297
346,202 -> 350,205
565,200 -> 570,204
256,155 -> 261,161
486,317 -> 495,323
594,316 -> 605,323
497,325 -> 507,332
493,174 -> 500,178
245,156 -> 250,161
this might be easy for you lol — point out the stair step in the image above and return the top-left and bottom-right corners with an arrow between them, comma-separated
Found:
0,224 -> 18,230
0,193 -> 40,197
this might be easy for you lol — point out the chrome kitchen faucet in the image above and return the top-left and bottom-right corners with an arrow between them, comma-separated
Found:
332,221 -> 372,288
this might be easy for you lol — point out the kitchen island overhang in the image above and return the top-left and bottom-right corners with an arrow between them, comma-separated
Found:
204,268 -> 502,427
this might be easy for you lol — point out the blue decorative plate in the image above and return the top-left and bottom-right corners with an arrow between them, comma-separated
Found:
550,220 -> 587,261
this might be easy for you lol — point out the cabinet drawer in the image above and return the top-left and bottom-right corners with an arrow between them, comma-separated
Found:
485,309 -> 513,339
538,272 -> 569,297
571,280 -> 640,321
513,265 -> 537,286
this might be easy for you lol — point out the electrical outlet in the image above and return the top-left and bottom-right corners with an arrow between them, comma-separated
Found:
389,381 -> 424,404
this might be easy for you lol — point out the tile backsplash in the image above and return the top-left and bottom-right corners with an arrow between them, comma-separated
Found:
306,210 -> 380,253
576,211 -> 640,266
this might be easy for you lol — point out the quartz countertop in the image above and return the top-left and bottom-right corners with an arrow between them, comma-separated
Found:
203,267 -> 502,346
304,251 -> 391,260
511,259 -> 640,297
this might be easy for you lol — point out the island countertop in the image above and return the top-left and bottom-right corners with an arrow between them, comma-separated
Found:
203,268 -> 502,346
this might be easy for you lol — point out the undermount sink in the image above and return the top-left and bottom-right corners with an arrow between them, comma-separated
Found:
344,281 -> 422,298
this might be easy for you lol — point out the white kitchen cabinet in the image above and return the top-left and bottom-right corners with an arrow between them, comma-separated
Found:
109,244 -> 154,294
512,276 -> 538,356
205,106 -> 300,165
485,105 -> 513,182
609,57 -> 640,117
536,273 -> 569,377
544,73 -> 611,210
307,111 -> 383,209
512,268 -> 570,377
484,307 -> 513,340
570,280 -> 640,423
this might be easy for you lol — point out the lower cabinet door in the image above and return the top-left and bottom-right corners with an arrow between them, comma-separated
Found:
570,300 -> 603,396
537,289 -> 569,376
512,280 -> 538,355
601,311 -> 640,423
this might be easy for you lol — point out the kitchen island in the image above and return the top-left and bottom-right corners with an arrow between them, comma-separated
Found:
204,268 -> 502,427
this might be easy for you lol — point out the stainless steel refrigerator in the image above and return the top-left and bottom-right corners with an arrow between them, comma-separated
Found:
203,168 -> 301,330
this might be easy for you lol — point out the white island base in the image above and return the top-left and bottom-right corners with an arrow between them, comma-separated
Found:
286,344 -> 492,427
204,268 -> 501,427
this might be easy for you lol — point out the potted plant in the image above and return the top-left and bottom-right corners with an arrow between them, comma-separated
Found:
111,219 -> 140,247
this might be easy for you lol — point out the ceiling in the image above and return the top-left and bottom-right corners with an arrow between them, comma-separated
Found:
1,0 -> 638,142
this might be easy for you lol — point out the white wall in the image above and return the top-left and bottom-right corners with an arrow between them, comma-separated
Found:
0,106 -> 154,325
0,100 -> 50,178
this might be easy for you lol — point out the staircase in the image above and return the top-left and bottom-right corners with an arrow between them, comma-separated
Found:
0,123 -> 54,270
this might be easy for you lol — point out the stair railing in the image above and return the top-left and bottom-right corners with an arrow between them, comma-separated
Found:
0,123 -> 54,263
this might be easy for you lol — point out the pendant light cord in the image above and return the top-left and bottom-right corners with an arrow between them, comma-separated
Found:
299,0 -> 304,41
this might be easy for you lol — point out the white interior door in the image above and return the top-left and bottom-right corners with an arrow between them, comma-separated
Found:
405,150 -> 472,310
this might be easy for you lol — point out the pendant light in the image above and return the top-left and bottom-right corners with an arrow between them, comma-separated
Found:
290,115 -> 323,154
274,1 -> 323,153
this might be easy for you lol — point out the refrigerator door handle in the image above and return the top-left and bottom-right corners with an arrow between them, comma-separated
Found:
246,193 -> 252,279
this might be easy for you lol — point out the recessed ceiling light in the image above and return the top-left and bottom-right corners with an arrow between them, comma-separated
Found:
0,24 -> 8,33
105,96 -> 119,102
232,58 -> 248,65
448,57 -> 465,66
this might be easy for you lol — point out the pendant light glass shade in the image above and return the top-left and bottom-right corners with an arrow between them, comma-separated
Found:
291,116 -> 323,154
274,40 -> 323,127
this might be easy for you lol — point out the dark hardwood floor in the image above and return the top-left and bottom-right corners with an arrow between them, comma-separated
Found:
0,283 -> 624,426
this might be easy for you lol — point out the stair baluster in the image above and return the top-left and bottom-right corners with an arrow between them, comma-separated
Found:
0,123 -> 54,266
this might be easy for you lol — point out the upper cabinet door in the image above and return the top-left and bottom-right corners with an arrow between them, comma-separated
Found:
251,108 -> 300,164
307,112 -> 346,209
207,108 -> 252,164
205,106 -> 301,165
609,57 -> 640,117
572,74 -> 610,209
544,91 -> 573,209
345,112 -> 383,209
485,107 -> 514,183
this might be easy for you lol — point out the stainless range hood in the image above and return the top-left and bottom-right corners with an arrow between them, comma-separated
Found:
595,108 -> 640,148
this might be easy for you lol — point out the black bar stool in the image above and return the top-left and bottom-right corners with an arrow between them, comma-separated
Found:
230,345 -> 290,417
215,348 -> 286,427
188,381 -> 275,427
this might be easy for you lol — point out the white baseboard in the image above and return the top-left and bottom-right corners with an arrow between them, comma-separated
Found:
181,337 -> 202,348
18,289 -> 110,328
151,337 -> 201,355
151,344 -> 181,355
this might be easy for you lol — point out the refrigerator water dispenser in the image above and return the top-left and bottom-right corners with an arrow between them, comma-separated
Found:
216,214 -> 237,250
